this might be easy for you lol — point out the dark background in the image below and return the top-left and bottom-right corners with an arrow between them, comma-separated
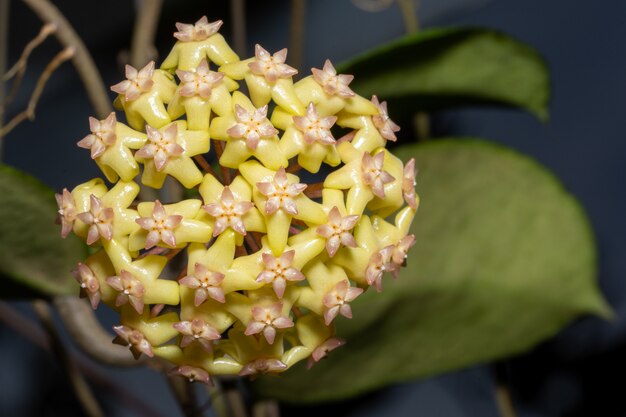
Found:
1,0 -> 625,416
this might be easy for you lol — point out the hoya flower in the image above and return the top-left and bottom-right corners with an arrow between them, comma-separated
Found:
256,250 -> 305,298
311,59 -> 355,98
106,270 -> 146,314
361,151 -> 395,199
365,245 -> 395,292
402,158 -> 419,210
111,62 -> 155,102
244,302 -> 294,344
180,262 -> 226,305
176,59 -> 224,99
293,103 -> 337,146
248,45 -> 298,83
239,358 -> 287,377
113,325 -> 154,359
390,234 -> 417,273
227,104 -> 278,150
174,16 -> 222,42
77,113 -> 117,159
307,337 -> 345,369
169,365 -> 212,385
322,280 -> 363,325
173,318 -> 221,351
257,167 -> 307,216
136,124 -> 184,172
135,200 -> 183,248
203,186 -> 254,236
371,95 -> 400,142
316,207 -> 360,257
76,194 -> 114,245
55,188 -> 76,238
72,263 -> 101,309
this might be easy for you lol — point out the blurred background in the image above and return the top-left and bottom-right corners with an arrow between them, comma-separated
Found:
1,0 -> 625,416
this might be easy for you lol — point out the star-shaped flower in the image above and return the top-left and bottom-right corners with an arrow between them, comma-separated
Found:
77,113 -> 117,159
173,318 -> 221,352
248,45 -> 298,83
256,250 -> 305,298
293,102 -> 337,145
76,194 -> 114,245
244,302 -> 294,345
162,17 -> 238,71
169,365 -> 212,385
174,16 -> 223,42
55,188 -> 77,238
364,245 -> 395,292
402,158 -> 418,210
227,104 -> 278,150
316,207 -> 360,257
72,263 -> 101,309
76,113 -> 147,182
176,59 -> 224,99
256,167 -> 307,216
371,95 -> 400,142
135,124 -> 184,172
135,121 -> 209,188
311,59 -> 355,98
361,151 -> 395,199
390,234 -> 416,275
135,200 -> 183,248
322,280 -> 363,325
239,358 -> 287,377
179,262 -> 226,305
112,325 -> 154,359
106,269 -> 146,314
111,62 -> 155,102
202,186 -> 254,236
307,337 -> 345,369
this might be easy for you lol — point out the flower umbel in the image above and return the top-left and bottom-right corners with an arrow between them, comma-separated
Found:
58,16 -> 418,381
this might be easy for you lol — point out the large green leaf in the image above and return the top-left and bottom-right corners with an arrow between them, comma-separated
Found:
338,28 -> 550,120
253,139 -> 610,402
0,164 -> 86,297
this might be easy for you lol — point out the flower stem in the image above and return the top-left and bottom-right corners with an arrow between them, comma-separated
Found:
288,0 -> 307,69
33,299 -> 105,417
230,0 -> 247,57
130,0 -> 162,68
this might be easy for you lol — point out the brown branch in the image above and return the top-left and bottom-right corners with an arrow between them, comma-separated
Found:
230,0 -> 247,57
130,0 -> 162,68
3,23 -> 56,108
33,299 -> 104,417
303,182 -> 323,199
0,301 -> 169,417
54,296 -> 145,367
288,0 -> 307,69
0,0 -> 9,158
0,47 -> 74,137
194,154 -> 218,177
244,233 -> 260,253
21,0 -> 112,118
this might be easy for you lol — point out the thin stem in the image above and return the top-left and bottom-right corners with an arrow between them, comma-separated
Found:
54,296 -> 144,367
166,374 -> 200,417
397,0 -> 419,33
494,362 -> 517,417
0,0 -> 9,159
0,301 -> 169,417
303,182 -> 323,199
244,233 -> 260,253
21,0 -> 112,118
252,400 -> 280,417
3,23 -> 56,108
0,47 -> 74,137
285,161 -> 301,174
230,0 -> 247,57
288,0 -> 307,69
33,300 -> 105,417
194,154 -> 218,177
224,383 -> 248,417
130,0 -> 162,68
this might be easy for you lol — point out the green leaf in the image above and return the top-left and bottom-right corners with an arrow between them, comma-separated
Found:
253,139 -> 610,402
338,28 -> 550,120
0,164 -> 86,297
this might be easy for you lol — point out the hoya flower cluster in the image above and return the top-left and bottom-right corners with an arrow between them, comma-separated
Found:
57,17 -> 418,382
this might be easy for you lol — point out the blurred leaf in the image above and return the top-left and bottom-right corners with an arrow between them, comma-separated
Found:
338,28 -> 550,120
253,139 -> 609,402
0,164 -> 85,297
